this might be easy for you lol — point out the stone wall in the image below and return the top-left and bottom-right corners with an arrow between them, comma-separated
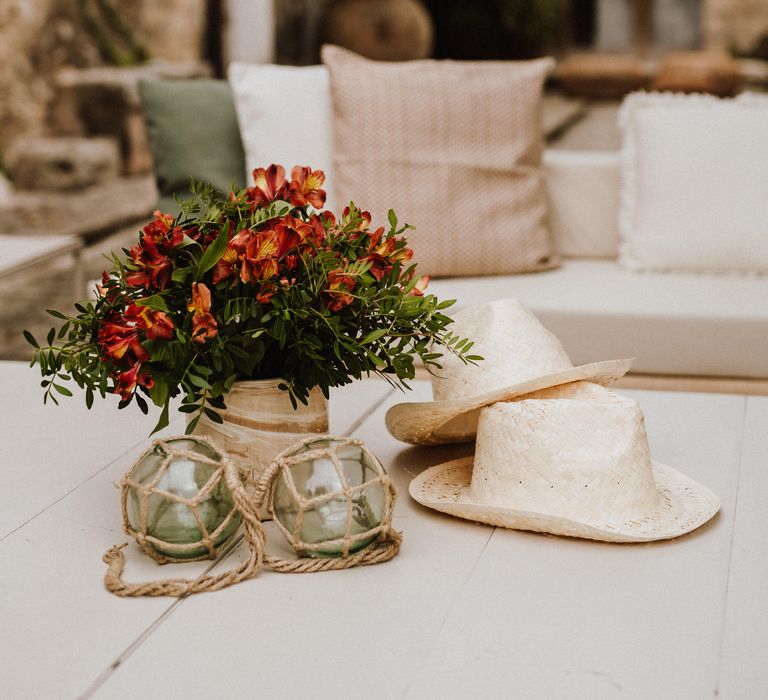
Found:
704,0 -> 768,53
0,0 -> 207,154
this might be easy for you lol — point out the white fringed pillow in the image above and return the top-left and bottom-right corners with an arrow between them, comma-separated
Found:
228,63 -> 335,206
619,92 -> 768,274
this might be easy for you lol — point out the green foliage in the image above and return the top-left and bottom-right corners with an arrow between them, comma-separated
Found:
26,170 -> 480,435
77,0 -> 149,66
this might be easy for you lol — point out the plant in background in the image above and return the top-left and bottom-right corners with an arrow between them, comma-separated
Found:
77,0 -> 150,66
26,164 -> 480,434
424,0 -> 561,60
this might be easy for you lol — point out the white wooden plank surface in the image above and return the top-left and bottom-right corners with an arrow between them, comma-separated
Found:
1,369 -> 757,699
0,361 -> 176,540
0,366 -> 391,699
405,390 -> 746,700
95,382 -> 490,699
718,396 -> 768,699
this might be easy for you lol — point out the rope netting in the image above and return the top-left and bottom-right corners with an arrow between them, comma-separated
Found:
104,436 -> 402,597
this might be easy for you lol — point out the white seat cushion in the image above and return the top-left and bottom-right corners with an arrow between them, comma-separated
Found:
427,260 -> 768,378
543,149 -> 620,259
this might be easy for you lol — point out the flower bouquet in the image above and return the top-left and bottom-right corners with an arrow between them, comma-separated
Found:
27,164 -> 479,434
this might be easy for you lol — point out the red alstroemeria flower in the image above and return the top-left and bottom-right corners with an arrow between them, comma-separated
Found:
276,215 -> 314,251
388,243 -> 414,265
98,308 -> 150,363
114,361 -> 154,402
98,320 -> 147,362
287,166 -> 326,209
241,229 -> 281,284
342,207 -> 372,233
142,211 -> 183,250
323,269 -> 356,312
362,228 -> 412,281
247,164 -> 288,207
96,271 -> 121,301
307,213 -> 330,246
255,283 -> 275,304
362,227 -> 390,281
212,228 -> 254,284
126,237 -> 173,290
133,306 -> 175,340
410,275 -> 430,297
98,303 -> 174,363
188,282 -> 218,344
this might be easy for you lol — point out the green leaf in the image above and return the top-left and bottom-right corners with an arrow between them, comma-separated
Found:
178,403 -> 200,413
172,266 -> 192,283
52,384 -> 72,397
23,330 -> 39,348
188,374 -> 211,390
203,407 -> 224,424
85,387 -> 94,409
149,380 -> 170,408
47,328 -> 55,346
46,309 -> 68,320
388,209 -> 398,230
185,414 -> 201,435
178,234 -> 202,249
150,402 -> 171,436
196,224 -> 230,278
134,294 -> 170,312
360,328 -> 388,345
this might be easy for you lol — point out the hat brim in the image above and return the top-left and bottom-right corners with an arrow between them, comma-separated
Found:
409,457 -> 720,543
386,359 -> 633,446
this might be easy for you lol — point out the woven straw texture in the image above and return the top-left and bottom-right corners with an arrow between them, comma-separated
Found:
322,45 -> 556,278
386,299 -> 632,445
409,382 -> 720,542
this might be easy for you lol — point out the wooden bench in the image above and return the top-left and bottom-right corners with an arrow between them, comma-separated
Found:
0,233 -> 84,298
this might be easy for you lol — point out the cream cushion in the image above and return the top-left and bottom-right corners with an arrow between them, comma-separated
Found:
543,149 -> 620,258
619,92 -> 768,273
228,63 -> 335,206
427,260 -> 768,378
322,45 -> 556,277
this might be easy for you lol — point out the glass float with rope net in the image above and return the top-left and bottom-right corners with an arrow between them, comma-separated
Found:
123,436 -> 242,562
268,437 -> 397,558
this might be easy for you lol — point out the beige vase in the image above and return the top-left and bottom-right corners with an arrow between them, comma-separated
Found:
192,379 -> 329,512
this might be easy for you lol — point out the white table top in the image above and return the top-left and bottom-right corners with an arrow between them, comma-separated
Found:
1,359 -> 766,699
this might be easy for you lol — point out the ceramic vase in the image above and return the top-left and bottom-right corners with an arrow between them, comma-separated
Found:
192,379 -> 329,515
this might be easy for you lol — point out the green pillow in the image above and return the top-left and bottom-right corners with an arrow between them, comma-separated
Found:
139,79 -> 247,209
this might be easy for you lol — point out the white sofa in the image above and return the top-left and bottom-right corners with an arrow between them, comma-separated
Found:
428,148 -> 768,386
225,64 -> 768,389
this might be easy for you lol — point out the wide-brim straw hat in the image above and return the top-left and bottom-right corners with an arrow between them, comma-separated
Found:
386,299 -> 633,445
409,382 -> 720,542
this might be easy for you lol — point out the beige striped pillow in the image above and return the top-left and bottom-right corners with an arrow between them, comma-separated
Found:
322,45 -> 556,278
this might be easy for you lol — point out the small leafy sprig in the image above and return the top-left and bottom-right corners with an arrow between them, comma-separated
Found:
26,164 -> 480,434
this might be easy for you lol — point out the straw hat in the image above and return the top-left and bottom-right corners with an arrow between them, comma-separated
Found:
409,382 -> 720,542
385,299 -> 633,445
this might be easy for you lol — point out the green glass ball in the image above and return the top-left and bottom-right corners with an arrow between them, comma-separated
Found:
125,437 -> 241,560
272,437 -> 388,558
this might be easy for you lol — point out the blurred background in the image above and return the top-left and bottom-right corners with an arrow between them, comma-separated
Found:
1,0 -> 767,360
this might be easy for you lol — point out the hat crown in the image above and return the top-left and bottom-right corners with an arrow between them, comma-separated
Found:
432,300 -> 574,401
470,383 -> 663,522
